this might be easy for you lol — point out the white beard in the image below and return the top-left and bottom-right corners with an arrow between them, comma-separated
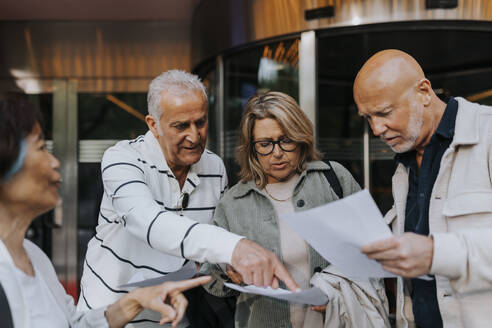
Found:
389,102 -> 423,153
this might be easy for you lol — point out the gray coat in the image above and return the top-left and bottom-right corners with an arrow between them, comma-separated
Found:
203,160 -> 361,328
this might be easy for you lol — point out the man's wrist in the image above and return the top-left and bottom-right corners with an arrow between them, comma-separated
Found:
228,236 -> 247,265
189,224 -> 245,264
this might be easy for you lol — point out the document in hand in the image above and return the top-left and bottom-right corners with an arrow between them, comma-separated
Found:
119,261 -> 198,288
224,283 -> 329,306
282,189 -> 397,278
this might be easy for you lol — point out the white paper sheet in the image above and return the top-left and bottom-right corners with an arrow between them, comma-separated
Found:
120,261 -> 198,288
224,283 -> 329,306
282,189 -> 397,278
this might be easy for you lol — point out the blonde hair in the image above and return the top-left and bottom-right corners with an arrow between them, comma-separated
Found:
236,91 -> 322,188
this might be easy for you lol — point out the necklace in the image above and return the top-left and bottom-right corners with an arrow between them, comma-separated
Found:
264,185 -> 292,202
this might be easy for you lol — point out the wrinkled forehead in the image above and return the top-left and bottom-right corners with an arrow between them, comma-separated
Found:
159,91 -> 207,123
355,81 -> 398,112
355,73 -> 418,115
160,87 -> 206,110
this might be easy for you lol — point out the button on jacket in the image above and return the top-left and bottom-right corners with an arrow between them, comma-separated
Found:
78,131 -> 243,324
386,97 -> 492,328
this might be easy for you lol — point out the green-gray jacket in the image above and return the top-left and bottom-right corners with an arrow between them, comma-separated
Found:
203,160 -> 361,328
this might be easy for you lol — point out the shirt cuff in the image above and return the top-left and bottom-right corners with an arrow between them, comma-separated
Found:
429,232 -> 465,279
91,306 -> 110,328
186,224 -> 245,264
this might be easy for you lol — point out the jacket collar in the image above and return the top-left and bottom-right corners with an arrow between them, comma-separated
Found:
452,97 -> 480,146
388,98 -> 479,227
231,160 -> 329,199
142,130 -> 171,173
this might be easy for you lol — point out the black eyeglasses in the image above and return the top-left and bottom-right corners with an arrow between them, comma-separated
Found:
252,138 -> 298,155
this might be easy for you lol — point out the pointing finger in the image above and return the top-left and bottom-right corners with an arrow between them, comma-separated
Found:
164,276 -> 211,293
272,258 -> 299,292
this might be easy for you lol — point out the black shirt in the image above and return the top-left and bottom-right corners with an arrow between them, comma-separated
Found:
395,97 -> 458,328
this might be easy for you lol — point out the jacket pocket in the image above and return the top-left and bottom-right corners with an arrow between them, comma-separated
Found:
443,192 -> 492,217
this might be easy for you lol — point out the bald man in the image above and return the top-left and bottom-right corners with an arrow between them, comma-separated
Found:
355,49 -> 492,328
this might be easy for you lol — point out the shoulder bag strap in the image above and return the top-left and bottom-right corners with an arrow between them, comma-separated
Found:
322,161 -> 343,199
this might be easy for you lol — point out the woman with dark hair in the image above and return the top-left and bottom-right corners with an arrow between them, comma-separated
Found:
204,91 -> 390,328
0,97 -> 210,328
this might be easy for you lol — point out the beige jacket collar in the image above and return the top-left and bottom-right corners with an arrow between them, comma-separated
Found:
386,97 -> 480,227
452,97 -> 480,146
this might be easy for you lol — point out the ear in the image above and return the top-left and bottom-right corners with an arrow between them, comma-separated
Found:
416,78 -> 432,107
146,115 -> 160,138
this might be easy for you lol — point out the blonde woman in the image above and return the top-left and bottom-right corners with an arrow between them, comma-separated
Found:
203,91 -> 390,328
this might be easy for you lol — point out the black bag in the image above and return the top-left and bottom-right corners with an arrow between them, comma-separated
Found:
322,161 -> 343,199
183,285 -> 235,328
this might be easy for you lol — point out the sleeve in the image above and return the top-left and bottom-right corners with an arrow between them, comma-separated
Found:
68,298 -> 109,328
41,251 -> 110,327
102,145 -> 243,264
430,227 -> 492,294
201,199 -> 240,297
178,158 -> 243,263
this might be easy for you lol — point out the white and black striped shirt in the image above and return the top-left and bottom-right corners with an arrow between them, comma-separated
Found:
77,131 -> 243,325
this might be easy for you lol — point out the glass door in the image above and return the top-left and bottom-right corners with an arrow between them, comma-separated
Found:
75,78 -> 150,296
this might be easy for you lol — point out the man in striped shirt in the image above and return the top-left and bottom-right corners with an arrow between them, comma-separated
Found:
77,70 -> 297,326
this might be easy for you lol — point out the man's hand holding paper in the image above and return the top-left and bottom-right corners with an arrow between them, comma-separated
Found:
282,189 -> 397,278
361,232 -> 434,278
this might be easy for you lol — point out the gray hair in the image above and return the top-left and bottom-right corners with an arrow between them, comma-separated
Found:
147,70 -> 207,131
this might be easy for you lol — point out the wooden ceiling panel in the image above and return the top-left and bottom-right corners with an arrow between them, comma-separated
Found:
0,0 -> 199,21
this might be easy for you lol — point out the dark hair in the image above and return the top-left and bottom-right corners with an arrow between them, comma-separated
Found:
0,96 -> 44,180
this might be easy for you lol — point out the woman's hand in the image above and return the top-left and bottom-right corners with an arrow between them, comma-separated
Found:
226,264 -> 244,285
311,304 -> 327,313
106,276 -> 211,328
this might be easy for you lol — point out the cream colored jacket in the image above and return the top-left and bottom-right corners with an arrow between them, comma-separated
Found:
310,266 -> 390,328
386,97 -> 492,328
